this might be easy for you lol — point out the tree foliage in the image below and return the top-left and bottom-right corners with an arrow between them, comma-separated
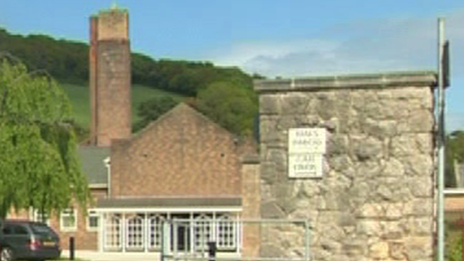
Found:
446,131 -> 464,187
0,28 -> 255,96
194,82 -> 258,137
133,96 -> 180,132
448,131 -> 464,161
1,28 -> 261,137
445,222 -> 462,261
0,30 -> 88,85
0,59 -> 90,218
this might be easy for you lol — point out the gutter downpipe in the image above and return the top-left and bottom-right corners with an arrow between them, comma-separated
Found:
104,157 -> 111,197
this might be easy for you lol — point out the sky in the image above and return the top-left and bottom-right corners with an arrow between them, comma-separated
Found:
0,0 -> 463,131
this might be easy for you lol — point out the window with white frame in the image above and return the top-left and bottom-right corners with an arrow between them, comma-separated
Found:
148,214 -> 165,250
194,214 -> 212,250
126,214 -> 145,250
87,209 -> 99,231
104,214 -> 122,250
216,214 -> 237,250
32,209 -> 50,225
60,208 -> 77,232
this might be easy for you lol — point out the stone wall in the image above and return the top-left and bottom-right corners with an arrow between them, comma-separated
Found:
254,72 -> 437,261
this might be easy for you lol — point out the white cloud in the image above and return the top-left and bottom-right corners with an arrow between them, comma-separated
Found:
211,39 -> 339,72
209,9 -> 464,78
207,9 -> 464,131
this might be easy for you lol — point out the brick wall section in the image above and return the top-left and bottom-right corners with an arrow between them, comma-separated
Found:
52,188 -> 107,250
89,16 -> 98,145
97,10 -> 129,41
111,103 -> 242,197
110,139 -> 130,197
445,193 -> 464,211
241,154 -> 261,258
90,9 -> 131,147
6,188 -> 107,251
96,40 -> 131,146
7,209 -> 30,220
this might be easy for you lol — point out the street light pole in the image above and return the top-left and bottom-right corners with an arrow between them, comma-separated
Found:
437,17 -> 446,261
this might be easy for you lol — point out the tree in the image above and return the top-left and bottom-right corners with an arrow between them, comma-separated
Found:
0,58 -> 90,219
133,96 -> 179,132
194,81 -> 258,137
445,131 -> 464,188
446,222 -> 462,261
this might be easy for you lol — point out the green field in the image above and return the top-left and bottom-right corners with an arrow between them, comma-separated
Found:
62,84 -> 186,128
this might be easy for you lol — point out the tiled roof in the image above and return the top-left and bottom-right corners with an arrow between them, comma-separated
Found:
78,146 -> 110,185
109,103 -> 243,197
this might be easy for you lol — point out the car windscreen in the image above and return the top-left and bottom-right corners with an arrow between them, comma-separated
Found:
30,223 -> 57,237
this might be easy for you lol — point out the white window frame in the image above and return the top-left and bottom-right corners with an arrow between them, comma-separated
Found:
87,209 -> 100,232
148,214 -> 165,250
193,214 -> 212,250
60,208 -> 78,232
104,214 -> 122,251
32,209 -> 51,225
216,214 -> 237,250
126,214 -> 145,251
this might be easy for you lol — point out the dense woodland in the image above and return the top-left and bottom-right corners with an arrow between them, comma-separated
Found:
0,28 -> 261,137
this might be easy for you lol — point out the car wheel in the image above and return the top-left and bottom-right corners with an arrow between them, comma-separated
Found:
0,247 -> 14,261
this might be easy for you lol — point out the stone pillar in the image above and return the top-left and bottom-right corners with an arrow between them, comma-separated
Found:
254,72 -> 438,261
241,154 -> 261,258
90,8 -> 132,147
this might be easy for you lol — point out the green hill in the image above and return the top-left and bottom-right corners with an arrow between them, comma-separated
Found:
0,28 -> 255,96
0,28 -> 260,137
63,84 -> 185,128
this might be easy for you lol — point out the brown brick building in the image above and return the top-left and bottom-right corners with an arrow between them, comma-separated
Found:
17,6 -> 260,255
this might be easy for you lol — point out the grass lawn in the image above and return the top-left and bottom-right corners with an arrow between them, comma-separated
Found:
62,84 -> 186,128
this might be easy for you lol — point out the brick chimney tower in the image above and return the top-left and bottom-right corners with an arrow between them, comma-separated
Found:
89,6 -> 131,147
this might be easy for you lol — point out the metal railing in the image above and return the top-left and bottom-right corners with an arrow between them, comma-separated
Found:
161,218 -> 311,261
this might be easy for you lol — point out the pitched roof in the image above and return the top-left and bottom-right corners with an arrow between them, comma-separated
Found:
133,103 -> 234,141
109,102 -> 243,197
78,146 -> 110,185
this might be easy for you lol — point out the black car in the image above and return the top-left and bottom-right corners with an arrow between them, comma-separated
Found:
0,220 -> 61,261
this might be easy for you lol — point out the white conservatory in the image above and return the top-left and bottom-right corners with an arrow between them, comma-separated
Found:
95,197 -> 243,254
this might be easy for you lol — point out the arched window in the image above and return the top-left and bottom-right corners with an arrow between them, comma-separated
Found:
148,214 -> 165,250
216,214 -> 236,250
126,214 -> 144,251
104,214 -> 122,250
194,214 -> 212,250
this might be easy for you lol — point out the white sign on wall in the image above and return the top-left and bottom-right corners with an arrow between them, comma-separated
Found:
288,128 -> 326,178
288,153 -> 324,178
288,128 -> 326,153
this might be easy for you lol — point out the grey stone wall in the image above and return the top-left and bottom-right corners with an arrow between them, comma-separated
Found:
255,72 -> 437,261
